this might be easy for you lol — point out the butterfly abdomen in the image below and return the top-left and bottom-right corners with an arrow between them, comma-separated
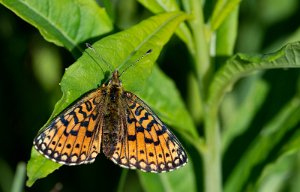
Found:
102,79 -> 125,157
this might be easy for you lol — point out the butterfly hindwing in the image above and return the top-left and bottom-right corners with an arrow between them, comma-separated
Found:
33,89 -> 104,165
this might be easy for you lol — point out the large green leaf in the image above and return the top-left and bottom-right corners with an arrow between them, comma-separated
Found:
0,0 -> 113,53
27,12 -> 191,187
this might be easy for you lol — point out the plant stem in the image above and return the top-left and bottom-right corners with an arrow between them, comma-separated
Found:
185,1 -> 222,191
188,1 -> 222,191
186,0 -> 210,98
203,105 -> 222,192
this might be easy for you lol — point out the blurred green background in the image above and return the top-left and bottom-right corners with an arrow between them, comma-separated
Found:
1,0 -> 300,191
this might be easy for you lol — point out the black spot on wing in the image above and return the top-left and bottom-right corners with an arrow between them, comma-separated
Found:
69,111 -> 79,124
80,121 -> 89,127
135,106 -> 143,116
154,140 -> 160,146
128,135 -> 136,141
77,106 -> 87,119
127,114 -> 135,124
60,116 -> 68,126
85,130 -> 93,137
140,112 -> 149,122
85,100 -> 93,111
156,125 -> 167,136
70,130 -> 78,136
136,126 -> 144,133
145,137 -> 153,144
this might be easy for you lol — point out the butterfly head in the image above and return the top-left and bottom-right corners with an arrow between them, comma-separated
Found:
109,70 -> 122,87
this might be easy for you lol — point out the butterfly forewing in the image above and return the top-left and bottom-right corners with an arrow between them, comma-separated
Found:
33,89 -> 104,165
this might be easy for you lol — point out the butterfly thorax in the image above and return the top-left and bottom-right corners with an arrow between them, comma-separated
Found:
102,70 -> 125,157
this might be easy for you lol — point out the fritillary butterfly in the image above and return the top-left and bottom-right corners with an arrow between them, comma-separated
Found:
33,69 -> 188,173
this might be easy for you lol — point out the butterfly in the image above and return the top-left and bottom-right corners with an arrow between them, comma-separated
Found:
33,69 -> 188,173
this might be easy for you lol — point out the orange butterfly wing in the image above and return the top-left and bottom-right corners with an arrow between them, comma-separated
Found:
33,70 -> 188,172
108,92 -> 188,173
33,89 -> 104,165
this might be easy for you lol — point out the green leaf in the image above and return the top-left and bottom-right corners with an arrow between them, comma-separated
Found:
279,126 -> 300,158
208,42 -> 300,110
0,0 -> 113,53
254,147 -> 300,191
138,160 -> 196,192
253,154 -> 299,192
11,162 -> 26,192
26,149 -> 61,187
254,99 -> 300,190
216,6 -> 239,56
211,0 -> 242,31
138,0 -> 195,53
27,12 -> 189,186
139,0 -> 179,12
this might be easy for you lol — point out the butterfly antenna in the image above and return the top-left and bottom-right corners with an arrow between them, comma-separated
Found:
85,43 -> 113,73
119,49 -> 152,77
